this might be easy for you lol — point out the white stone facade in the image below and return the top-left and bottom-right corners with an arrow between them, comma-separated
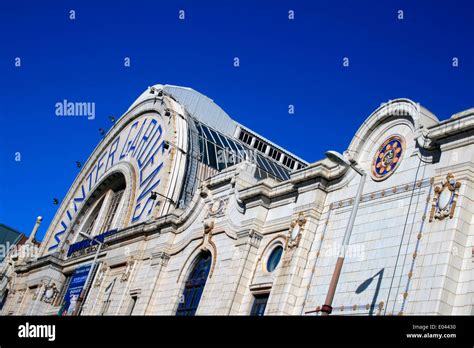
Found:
1,86 -> 473,316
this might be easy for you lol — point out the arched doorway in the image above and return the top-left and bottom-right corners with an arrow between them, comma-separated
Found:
176,251 -> 212,316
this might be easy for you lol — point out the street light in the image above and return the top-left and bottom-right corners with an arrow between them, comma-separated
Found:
320,150 -> 366,315
150,191 -> 176,206
326,150 -> 365,176
74,232 -> 104,316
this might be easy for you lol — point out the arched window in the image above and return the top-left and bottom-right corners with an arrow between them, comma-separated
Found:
83,197 -> 105,236
75,173 -> 126,240
64,173 -> 128,258
176,251 -> 212,316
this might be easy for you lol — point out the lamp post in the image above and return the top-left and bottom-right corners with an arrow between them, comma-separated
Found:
74,232 -> 104,316
320,151 -> 366,315
150,191 -> 176,206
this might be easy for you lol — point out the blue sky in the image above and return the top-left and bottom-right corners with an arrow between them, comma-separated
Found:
0,0 -> 472,240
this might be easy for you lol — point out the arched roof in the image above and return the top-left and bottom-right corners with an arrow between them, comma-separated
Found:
345,98 -> 439,162
129,84 -> 308,167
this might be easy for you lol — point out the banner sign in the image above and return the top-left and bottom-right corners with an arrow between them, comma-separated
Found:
59,264 -> 92,316
66,229 -> 118,257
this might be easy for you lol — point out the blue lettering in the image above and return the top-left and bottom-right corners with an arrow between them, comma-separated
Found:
129,120 -> 146,157
105,136 -> 120,171
95,152 -> 107,184
87,167 -> 96,191
132,197 -> 155,222
48,221 -> 67,251
138,124 -> 162,168
73,185 -> 86,212
137,165 -> 162,202
119,121 -> 138,160
135,119 -> 158,163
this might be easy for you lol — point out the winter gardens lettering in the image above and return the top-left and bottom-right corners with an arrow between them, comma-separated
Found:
48,115 -> 165,251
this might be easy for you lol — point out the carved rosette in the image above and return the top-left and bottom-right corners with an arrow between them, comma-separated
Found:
429,173 -> 461,222
286,213 -> 307,249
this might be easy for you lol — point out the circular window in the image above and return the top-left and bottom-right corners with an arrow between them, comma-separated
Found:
266,245 -> 283,272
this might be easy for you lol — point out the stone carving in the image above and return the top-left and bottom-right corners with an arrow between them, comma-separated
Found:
286,213 -> 307,249
32,283 -> 45,301
429,173 -> 461,222
42,283 -> 59,304
17,289 -> 25,303
206,198 -> 228,218
203,218 -> 215,234
202,198 -> 229,235
121,258 -> 135,282
94,263 -> 109,287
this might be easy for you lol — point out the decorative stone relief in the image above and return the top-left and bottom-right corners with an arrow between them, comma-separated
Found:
121,258 -> 136,282
429,173 -> 461,222
150,251 -> 170,267
203,218 -> 215,234
205,197 -> 228,218
286,213 -> 307,249
202,198 -> 229,236
32,282 -> 45,300
94,263 -> 109,287
17,289 -> 25,303
42,283 -> 59,304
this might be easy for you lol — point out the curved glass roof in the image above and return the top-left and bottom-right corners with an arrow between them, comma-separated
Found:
192,119 -> 291,181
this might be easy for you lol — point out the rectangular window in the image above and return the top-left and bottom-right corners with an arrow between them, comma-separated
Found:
206,140 -> 218,169
100,278 -> 116,315
253,138 -> 267,153
282,156 -> 296,169
238,130 -> 253,146
127,296 -> 138,315
101,299 -> 111,315
250,293 -> 269,316
268,147 -> 282,161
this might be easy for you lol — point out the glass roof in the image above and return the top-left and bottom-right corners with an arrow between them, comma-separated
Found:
192,120 -> 291,181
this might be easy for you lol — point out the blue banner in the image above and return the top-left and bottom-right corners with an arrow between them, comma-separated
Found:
67,229 -> 118,257
59,264 -> 92,315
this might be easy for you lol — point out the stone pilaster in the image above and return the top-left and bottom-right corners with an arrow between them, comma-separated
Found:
226,229 -> 263,314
